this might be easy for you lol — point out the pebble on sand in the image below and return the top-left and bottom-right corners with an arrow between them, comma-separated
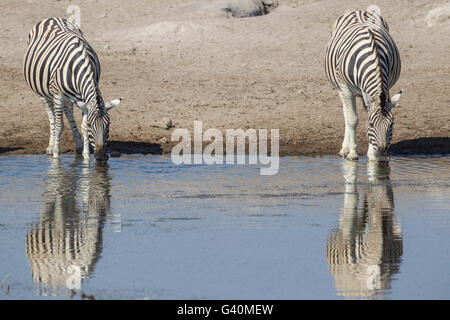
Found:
426,4 -> 450,27
160,118 -> 173,130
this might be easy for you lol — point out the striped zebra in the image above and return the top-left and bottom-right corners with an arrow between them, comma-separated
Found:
325,8 -> 402,162
24,17 -> 121,161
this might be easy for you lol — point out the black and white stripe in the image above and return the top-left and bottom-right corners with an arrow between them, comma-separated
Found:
24,17 -> 120,161
325,9 -> 402,161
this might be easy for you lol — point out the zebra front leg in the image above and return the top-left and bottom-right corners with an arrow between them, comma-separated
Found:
43,98 -> 55,155
367,143 -> 377,161
52,95 -> 65,159
64,103 -> 83,154
81,109 -> 90,159
338,88 -> 358,160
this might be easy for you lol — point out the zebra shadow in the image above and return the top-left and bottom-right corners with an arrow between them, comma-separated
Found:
25,158 -> 112,297
107,140 -> 162,155
390,137 -> 450,155
326,161 -> 403,299
0,147 -> 23,155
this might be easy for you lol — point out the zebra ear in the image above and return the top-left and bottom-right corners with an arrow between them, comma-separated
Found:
76,101 -> 88,113
105,97 -> 122,111
391,90 -> 403,108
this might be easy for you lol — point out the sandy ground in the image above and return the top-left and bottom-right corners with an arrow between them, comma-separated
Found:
0,0 -> 449,156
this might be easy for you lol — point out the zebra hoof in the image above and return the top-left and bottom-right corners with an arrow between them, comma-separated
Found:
75,147 -> 83,155
46,148 -> 53,155
346,153 -> 358,161
339,149 -> 349,157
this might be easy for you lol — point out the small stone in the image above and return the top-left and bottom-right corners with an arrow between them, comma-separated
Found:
427,4 -> 450,27
159,137 -> 168,144
110,150 -> 121,158
160,118 -> 173,130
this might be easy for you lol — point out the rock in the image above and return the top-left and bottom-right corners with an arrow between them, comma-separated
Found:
159,137 -> 168,144
223,0 -> 278,18
110,150 -> 121,158
426,4 -> 450,27
160,118 -> 173,130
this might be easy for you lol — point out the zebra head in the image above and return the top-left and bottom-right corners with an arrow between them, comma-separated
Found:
367,91 -> 402,162
77,98 -> 122,161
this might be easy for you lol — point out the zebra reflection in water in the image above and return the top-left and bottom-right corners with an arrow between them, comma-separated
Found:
326,161 -> 403,298
25,159 -> 111,296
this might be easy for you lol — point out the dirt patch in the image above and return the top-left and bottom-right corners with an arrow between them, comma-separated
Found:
0,0 -> 449,157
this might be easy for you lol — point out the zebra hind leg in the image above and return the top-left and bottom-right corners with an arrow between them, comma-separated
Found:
52,95 -> 65,159
64,101 -> 83,154
338,88 -> 358,160
43,98 -> 55,155
339,123 -> 350,157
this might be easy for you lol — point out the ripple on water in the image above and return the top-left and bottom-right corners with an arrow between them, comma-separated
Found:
0,154 -> 449,299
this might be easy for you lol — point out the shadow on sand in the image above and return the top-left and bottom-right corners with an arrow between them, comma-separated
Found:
107,141 -> 162,155
0,147 -> 24,155
390,137 -> 450,155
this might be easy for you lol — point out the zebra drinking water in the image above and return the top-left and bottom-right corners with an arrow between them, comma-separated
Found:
325,8 -> 402,162
24,17 -> 121,161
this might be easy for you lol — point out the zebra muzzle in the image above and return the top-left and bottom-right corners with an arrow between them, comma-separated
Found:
94,145 -> 108,162
377,155 -> 390,163
376,149 -> 390,162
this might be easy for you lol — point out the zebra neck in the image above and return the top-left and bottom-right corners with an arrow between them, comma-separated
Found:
83,89 -> 105,113
364,91 -> 390,110
86,102 -> 106,116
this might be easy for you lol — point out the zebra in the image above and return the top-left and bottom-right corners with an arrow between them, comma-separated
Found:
325,8 -> 402,162
24,17 -> 121,161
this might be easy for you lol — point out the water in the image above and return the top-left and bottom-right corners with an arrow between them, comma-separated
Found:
0,154 -> 449,299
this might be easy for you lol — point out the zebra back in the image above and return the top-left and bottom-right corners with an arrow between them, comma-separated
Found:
24,17 -> 101,104
325,10 -> 401,106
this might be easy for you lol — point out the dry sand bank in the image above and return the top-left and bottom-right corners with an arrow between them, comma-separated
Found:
0,0 -> 449,156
